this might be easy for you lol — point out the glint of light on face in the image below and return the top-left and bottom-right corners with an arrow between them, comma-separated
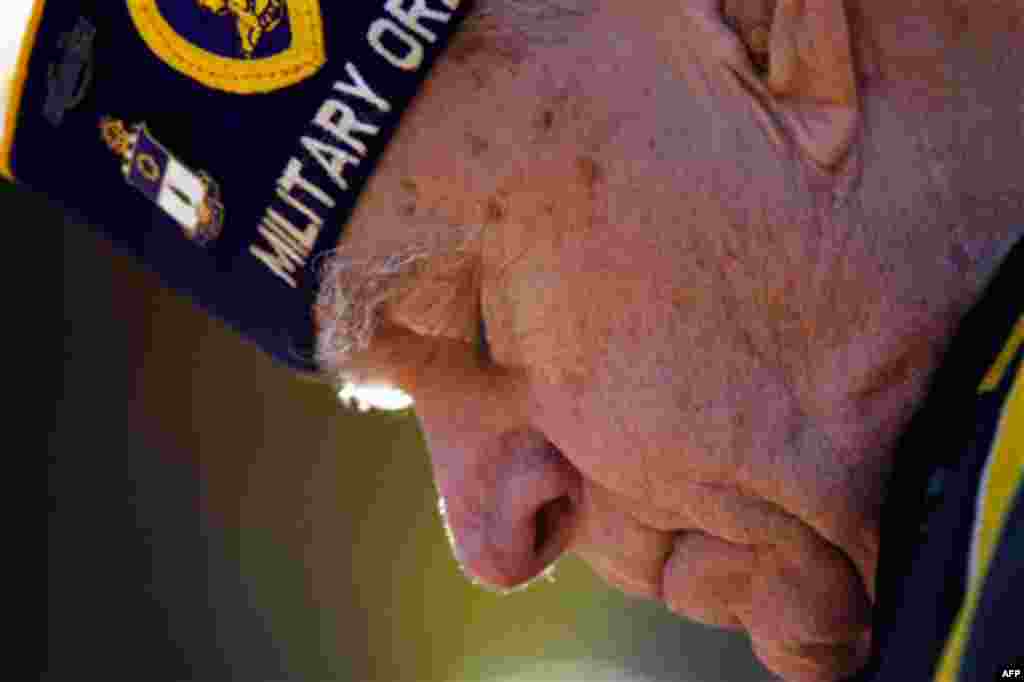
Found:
338,381 -> 415,412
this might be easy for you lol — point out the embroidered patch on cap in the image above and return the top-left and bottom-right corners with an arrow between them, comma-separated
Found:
127,0 -> 326,95
3,0 -> 472,374
101,117 -> 225,246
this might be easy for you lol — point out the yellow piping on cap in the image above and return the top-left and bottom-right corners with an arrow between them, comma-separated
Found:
1,0 -> 48,182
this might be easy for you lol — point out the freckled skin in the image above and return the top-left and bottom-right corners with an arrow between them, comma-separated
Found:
328,1 -> 1024,680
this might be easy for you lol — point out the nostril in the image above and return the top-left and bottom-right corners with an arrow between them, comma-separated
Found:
533,494 -> 574,557
444,432 -> 581,589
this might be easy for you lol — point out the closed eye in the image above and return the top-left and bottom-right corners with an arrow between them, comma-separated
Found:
477,307 -> 493,365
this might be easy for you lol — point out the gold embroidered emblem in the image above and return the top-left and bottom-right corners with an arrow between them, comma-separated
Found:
195,0 -> 285,59
101,117 -> 225,246
127,0 -> 326,95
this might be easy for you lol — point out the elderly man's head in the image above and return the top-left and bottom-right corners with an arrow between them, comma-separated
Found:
313,1 -> 1024,679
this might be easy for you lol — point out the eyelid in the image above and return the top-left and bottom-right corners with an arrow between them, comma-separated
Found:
477,305 -> 493,364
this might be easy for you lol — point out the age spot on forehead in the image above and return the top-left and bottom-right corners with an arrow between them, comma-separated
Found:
539,109 -> 555,131
485,196 -> 507,223
576,155 -> 604,193
466,132 -> 490,157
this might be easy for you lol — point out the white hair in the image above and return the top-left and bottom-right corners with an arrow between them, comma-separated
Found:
312,222 -> 484,409
313,245 -> 431,384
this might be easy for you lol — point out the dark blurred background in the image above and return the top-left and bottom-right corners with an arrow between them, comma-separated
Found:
26,175 -> 775,682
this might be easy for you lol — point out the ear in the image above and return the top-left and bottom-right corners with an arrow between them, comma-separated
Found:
726,0 -> 861,169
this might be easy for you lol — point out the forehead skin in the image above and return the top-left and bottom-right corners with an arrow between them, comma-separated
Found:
321,1 -> 1024,679
335,2 -> 778,379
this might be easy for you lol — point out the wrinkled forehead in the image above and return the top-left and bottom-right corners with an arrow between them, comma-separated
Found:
313,0 -> 747,378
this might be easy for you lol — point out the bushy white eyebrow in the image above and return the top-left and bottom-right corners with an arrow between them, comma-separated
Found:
313,222 -> 485,401
314,245 -> 433,378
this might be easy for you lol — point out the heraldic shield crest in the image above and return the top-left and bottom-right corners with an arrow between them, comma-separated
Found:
127,0 -> 326,94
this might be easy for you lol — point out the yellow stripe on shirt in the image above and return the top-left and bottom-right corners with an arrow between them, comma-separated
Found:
978,316 -> 1023,393
934,349 -> 1023,682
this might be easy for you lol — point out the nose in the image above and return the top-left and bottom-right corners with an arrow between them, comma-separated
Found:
438,431 -> 581,590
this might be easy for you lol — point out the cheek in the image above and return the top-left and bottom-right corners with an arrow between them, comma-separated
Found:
483,228 -> 601,387
495,244 -> 702,486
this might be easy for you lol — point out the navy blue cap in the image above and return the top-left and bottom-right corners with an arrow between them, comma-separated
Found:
2,0 -> 472,374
